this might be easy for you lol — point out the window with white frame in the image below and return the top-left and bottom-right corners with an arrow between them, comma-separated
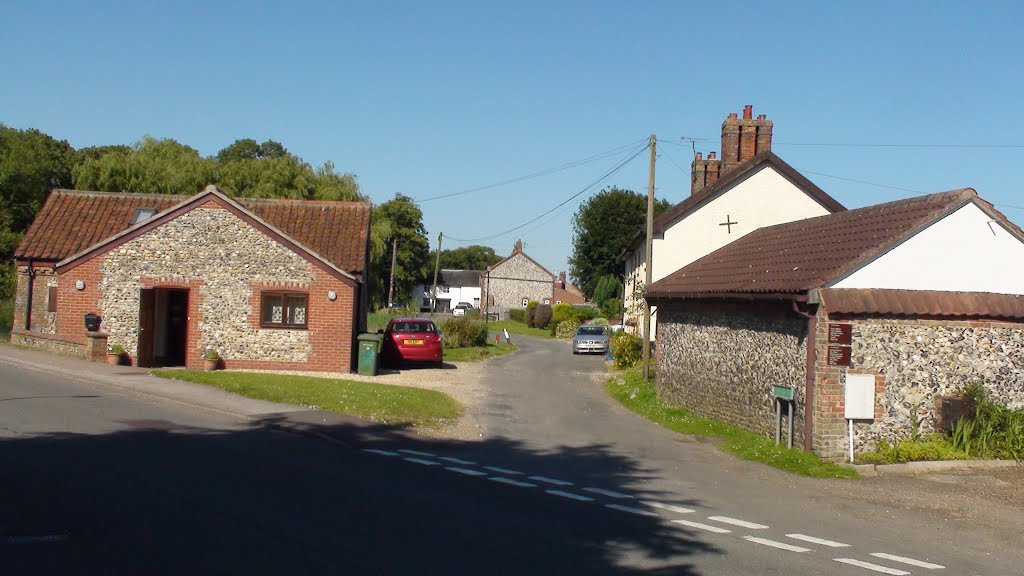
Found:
521,298 -> 528,307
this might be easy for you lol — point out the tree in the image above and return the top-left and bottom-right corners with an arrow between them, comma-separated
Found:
0,126 -> 75,299
73,136 -> 214,194
436,245 -> 504,270
568,187 -> 669,298
215,138 -> 289,164
368,194 -> 431,309
592,274 -> 622,307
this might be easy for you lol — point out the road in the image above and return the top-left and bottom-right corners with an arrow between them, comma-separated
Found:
1,341 -> 1021,575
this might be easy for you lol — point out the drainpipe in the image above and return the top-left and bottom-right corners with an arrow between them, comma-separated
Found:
24,258 -> 34,331
792,293 -> 818,452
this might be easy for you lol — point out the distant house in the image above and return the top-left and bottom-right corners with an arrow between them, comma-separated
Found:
647,189 -> 1024,461
481,240 -> 584,316
413,269 -> 483,312
622,106 -> 845,337
12,186 -> 371,372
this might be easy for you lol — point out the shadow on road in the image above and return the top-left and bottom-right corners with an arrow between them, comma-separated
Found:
1,416 -> 721,575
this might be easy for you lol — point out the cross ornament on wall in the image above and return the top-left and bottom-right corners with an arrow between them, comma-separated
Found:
719,214 -> 738,233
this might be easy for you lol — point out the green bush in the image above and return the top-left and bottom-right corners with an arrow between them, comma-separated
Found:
589,317 -> 610,328
508,309 -> 526,323
858,435 -> 967,464
600,298 -> 623,319
439,317 -> 487,348
951,382 -> 1024,461
610,331 -> 642,369
550,303 -> 573,328
550,304 -> 599,334
555,319 -> 580,339
533,304 -> 552,328
0,298 -> 12,337
524,301 -> 539,327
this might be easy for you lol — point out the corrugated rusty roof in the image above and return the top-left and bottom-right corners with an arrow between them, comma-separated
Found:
647,188 -> 988,298
819,289 -> 1024,319
16,189 -> 370,275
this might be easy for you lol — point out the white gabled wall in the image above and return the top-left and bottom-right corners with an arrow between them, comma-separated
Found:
622,165 -> 835,338
832,202 -> 1024,294
652,166 -> 833,282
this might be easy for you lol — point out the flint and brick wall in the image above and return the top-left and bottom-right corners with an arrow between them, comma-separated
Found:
813,314 -> 1024,460
656,300 -> 808,446
37,200 -> 356,371
484,253 -> 553,308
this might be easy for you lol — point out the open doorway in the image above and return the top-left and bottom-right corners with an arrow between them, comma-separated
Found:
138,288 -> 189,367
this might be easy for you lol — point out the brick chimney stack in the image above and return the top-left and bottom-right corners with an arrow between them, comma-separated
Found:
691,105 -> 773,195
513,239 -> 523,253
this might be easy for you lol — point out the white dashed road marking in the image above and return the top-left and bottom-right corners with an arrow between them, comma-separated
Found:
606,504 -> 659,517
582,487 -> 633,499
870,553 -> 945,570
489,477 -> 537,488
786,534 -> 850,548
446,467 -> 487,476
546,490 -> 594,502
743,536 -> 812,553
528,476 -> 573,486
404,458 -> 440,466
362,449 -> 399,456
440,457 -> 475,465
398,449 -> 435,457
671,519 -> 732,534
834,558 -> 911,575
641,501 -> 695,514
483,466 -> 522,475
708,516 -> 768,530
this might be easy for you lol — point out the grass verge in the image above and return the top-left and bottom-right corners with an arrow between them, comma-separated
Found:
485,319 -> 553,339
607,368 -> 857,479
153,370 -> 463,429
445,341 -> 516,362
0,298 -> 12,340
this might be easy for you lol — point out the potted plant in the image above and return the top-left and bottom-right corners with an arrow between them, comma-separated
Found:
106,343 -> 125,365
202,347 -> 220,371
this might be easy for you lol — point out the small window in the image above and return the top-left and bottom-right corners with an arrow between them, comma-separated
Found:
556,300 -> 562,305
522,298 -> 528,307
47,286 -> 58,313
131,207 -> 157,225
261,292 -> 308,328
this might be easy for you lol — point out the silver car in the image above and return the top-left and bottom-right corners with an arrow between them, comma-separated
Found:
572,325 -> 609,355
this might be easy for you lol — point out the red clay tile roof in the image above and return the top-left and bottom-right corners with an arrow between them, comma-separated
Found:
818,289 -> 1024,320
16,189 -> 371,275
647,188 -> 987,298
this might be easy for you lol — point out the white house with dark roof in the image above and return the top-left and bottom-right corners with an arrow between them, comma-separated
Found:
621,106 -> 845,336
413,269 -> 484,312
646,188 -> 1024,461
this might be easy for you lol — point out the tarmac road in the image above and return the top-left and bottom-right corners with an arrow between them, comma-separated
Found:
1,341 -> 1021,575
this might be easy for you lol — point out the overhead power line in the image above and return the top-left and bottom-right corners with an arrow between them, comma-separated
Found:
795,168 -> 925,194
416,137 -> 649,203
446,142 -> 650,243
664,137 -> 1024,150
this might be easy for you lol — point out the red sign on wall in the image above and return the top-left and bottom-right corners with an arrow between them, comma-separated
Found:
827,345 -> 852,367
827,323 -> 853,345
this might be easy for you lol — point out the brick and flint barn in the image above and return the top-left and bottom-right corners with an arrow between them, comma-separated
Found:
646,189 -> 1024,461
12,185 -> 371,372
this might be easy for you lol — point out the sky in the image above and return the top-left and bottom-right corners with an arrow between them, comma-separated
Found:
3,1 -> 1023,276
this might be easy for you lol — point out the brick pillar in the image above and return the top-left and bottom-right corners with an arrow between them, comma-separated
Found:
85,331 -> 109,362
691,152 -> 706,194
705,152 -> 720,187
720,112 -> 741,173
755,114 -> 773,155
739,104 -> 758,163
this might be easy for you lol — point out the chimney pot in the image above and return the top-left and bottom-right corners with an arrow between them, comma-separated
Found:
757,114 -> 766,120
695,152 -> 703,160
708,151 -> 717,160
728,112 -> 738,119
743,105 -> 753,120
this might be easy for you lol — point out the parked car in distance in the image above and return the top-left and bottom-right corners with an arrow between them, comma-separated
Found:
572,325 -> 609,355
382,318 -> 443,367
452,302 -> 473,317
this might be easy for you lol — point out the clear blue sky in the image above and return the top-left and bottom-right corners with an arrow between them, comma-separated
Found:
3,1 -> 1022,275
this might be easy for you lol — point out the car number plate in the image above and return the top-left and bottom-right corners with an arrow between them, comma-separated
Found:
405,339 -> 424,345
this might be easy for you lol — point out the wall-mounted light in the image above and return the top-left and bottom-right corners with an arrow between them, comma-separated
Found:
327,290 -> 337,301
75,280 -> 85,291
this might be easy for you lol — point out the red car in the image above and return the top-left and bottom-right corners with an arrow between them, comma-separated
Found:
382,318 -> 443,367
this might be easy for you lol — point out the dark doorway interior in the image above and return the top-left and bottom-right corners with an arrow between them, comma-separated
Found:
138,288 -> 189,368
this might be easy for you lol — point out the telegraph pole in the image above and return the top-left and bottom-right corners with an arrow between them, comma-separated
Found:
642,134 -> 656,380
387,238 -> 397,309
429,232 -> 443,317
